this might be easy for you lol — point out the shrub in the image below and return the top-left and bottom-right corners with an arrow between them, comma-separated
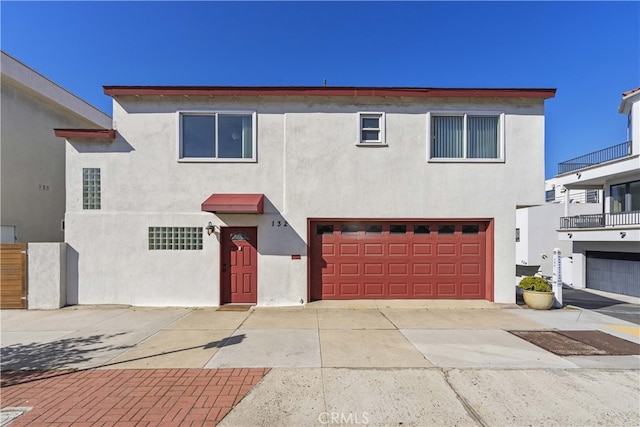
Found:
518,276 -> 552,292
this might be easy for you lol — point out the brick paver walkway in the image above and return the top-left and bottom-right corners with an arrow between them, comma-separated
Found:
0,368 -> 269,426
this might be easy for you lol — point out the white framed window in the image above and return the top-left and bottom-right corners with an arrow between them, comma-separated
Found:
428,112 -> 504,161
358,112 -> 386,145
178,111 -> 256,162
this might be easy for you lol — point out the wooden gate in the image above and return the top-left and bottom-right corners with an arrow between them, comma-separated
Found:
1,243 -> 27,309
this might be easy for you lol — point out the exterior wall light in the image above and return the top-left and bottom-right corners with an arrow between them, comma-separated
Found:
620,231 -> 626,238
206,222 -> 217,236
567,233 -> 573,238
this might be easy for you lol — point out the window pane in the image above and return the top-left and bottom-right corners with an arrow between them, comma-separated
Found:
462,225 -> 479,234
432,116 -> 463,158
468,116 -> 499,158
341,224 -> 359,233
611,183 -> 626,213
218,115 -> 252,159
365,225 -> 382,233
362,117 -> 380,129
182,115 -> 216,158
414,225 -> 430,234
317,225 -> 334,235
361,130 -> 380,142
630,181 -> 640,211
390,225 -> 407,234
438,225 -> 455,234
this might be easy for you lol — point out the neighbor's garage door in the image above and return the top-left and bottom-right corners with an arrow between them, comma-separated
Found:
586,251 -> 640,297
309,221 -> 489,300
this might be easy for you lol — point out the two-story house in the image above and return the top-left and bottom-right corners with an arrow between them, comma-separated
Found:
1,51 -> 112,243
55,86 -> 555,306
552,88 -> 640,297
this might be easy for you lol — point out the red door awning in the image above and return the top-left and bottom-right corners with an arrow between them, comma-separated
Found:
201,194 -> 264,214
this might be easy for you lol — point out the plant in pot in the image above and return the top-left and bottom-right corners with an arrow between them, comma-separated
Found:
518,276 -> 554,310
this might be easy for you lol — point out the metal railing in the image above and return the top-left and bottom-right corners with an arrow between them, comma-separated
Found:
557,141 -> 632,175
560,210 -> 640,229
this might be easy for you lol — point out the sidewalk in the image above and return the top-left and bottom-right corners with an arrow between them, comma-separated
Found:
1,300 -> 639,426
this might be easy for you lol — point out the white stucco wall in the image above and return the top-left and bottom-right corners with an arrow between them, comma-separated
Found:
27,242 -> 66,309
1,52 -> 111,243
65,95 -> 547,306
517,203 -> 600,277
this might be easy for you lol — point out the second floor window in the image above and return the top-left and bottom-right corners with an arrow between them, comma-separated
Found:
611,180 -> 640,213
358,113 -> 385,145
430,114 -> 502,160
179,112 -> 255,161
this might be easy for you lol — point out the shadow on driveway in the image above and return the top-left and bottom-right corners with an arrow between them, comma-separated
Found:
562,288 -> 639,325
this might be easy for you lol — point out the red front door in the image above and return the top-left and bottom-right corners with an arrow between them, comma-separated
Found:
221,227 -> 258,304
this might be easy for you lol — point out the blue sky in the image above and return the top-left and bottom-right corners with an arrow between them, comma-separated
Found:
2,1 -> 638,178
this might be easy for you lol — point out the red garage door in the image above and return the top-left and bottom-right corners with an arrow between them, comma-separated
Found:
309,221 -> 489,300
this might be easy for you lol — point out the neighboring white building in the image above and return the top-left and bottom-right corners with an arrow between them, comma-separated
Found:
55,86 -> 555,306
1,51 -> 112,243
551,88 -> 640,297
515,181 -> 601,281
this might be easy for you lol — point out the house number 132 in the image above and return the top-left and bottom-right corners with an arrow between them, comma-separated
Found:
272,220 -> 288,227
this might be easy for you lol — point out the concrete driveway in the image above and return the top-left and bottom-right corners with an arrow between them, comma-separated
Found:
2,299 -> 639,426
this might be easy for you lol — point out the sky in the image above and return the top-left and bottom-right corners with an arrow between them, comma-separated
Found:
1,1 -> 638,179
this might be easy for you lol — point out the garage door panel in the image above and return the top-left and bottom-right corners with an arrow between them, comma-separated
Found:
388,244 -> 408,256
436,283 -> 456,295
364,263 -> 384,275
310,220 -> 488,300
339,283 -> 360,295
389,263 -> 408,275
389,283 -> 409,296
461,243 -> 481,255
413,263 -> 432,275
322,262 -> 334,274
340,263 -> 360,275
364,283 -> 384,295
437,263 -> 456,275
461,263 -> 480,275
436,243 -> 456,255
339,244 -> 360,255
461,283 -> 482,296
413,243 -> 432,255
364,243 -> 384,255
413,283 -> 434,296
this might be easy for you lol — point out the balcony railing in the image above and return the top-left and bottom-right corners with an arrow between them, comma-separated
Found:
557,141 -> 632,175
560,210 -> 640,229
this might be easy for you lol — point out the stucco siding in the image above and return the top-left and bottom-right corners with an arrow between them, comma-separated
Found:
1,80 -> 103,242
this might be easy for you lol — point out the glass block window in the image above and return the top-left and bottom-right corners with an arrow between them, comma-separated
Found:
82,168 -> 101,210
148,227 -> 203,250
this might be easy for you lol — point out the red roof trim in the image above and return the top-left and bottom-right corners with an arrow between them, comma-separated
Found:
54,129 -> 116,139
103,86 -> 556,99
201,194 -> 265,214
